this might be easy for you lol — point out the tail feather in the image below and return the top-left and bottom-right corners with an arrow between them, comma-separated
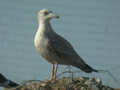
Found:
81,64 -> 98,73
73,63 -> 98,73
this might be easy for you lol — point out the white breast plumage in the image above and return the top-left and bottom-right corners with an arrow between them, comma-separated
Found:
34,29 -> 49,56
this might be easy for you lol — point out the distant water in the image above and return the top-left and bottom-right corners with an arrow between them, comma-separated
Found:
0,0 -> 120,89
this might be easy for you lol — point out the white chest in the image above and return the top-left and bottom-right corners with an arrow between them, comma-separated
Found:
34,29 -> 49,55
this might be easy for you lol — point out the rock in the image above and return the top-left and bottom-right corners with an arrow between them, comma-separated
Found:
96,78 -> 102,85
3,77 -> 120,90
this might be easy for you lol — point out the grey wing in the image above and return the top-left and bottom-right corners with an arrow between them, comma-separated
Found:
48,33 -> 98,73
49,33 -> 78,56
49,34 -> 98,73
48,33 -> 85,63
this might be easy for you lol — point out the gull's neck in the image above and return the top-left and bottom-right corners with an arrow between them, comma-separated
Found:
38,20 -> 54,35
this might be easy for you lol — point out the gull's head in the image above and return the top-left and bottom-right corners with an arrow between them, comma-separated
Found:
38,9 -> 59,21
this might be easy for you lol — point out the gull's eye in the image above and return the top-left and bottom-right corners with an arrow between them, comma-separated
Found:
44,12 -> 49,15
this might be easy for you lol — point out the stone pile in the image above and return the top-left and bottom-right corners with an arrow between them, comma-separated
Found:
3,77 -> 120,90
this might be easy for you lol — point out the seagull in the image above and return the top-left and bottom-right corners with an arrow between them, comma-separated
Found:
34,9 -> 98,80
0,73 -> 19,88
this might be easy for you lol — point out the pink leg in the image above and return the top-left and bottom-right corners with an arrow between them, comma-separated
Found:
53,63 -> 58,80
50,64 -> 55,80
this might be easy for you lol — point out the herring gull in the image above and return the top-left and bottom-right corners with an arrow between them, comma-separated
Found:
34,9 -> 98,80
